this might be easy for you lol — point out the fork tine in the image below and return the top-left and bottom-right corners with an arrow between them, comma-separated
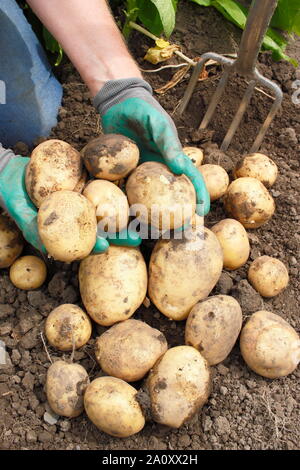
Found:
199,70 -> 230,129
220,80 -> 256,151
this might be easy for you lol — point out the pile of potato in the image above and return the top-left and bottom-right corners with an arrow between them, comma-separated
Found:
0,136 -> 299,439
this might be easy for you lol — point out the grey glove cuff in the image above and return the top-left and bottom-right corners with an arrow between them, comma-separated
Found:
0,143 -> 17,174
93,77 -> 153,116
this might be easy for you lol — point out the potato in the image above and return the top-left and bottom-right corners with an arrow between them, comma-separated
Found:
126,161 -> 196,230
9,255 -> 47,290
25,139 -> 84,207
83,179 -> 129,233
79,246 -> 147,326
147,346 -> 211,428
81,134 -> 139,181
38,190 -> 97,262
199,164 -> 229,201
84,377 -> 145,437
148,221 -> 223,320
223,177 -> 275,228
46,360 -> 89,417
185,295 -> 242,365
248,256 -> 289,297
211,218 -> 250,270
45,304 -> 92,351
0,215 -> 23,268
233,153 -> 278,188
183,146 -> 204,167
95,319 -> 167,382
240,311 -> 300,378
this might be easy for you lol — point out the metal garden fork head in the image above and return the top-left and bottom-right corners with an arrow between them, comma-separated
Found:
178,0 -> 283,153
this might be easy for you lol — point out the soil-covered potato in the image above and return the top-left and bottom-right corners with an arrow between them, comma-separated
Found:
81,134 -> 139,181
46,360 -> 89,417
183,146 -> 204,167
0,215 -> 23,268
199,164 -> 229,201
211,218 -> 250,270
223,177 -> 275,228
147,346 -> 211,428
45,304 -> 92,351
25,139 -> 84,207
126,161 -> 196,230
233,153 -> 278,188
148,219 -> 223,320
79,246 -> 147,326
185,295 -> 242,365
84,377 -> 145,437
83,179 -> 129,233
95,319 -> 168,382
9,255 -> 47,290
240,311 -> 300,378
248,256 -> 289,297
38,190 -> 97,262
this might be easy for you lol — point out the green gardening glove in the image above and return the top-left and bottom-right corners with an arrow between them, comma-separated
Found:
94,78 -> 210,216
0,156 -> 141,254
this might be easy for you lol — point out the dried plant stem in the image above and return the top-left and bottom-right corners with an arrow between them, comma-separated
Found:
40,332 -> 53,364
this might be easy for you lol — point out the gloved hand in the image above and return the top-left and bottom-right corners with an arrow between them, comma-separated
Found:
0,155 -> 141,254
94,78 -> 210,216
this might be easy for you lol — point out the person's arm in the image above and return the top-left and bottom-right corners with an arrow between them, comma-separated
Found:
26,0 -> 142,96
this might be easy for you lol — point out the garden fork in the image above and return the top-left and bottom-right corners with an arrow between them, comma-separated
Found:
178,0 -> 283,153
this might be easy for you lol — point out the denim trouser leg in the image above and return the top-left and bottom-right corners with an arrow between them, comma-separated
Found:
0,0 -> 63,147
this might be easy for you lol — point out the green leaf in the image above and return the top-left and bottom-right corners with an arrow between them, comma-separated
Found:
271,0 -> 300,35
148,0 -> 176,37
42,27 -> 63,66
190,0 -> 213,6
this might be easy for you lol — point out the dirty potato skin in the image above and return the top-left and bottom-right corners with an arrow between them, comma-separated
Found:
223,177 -> 275,228
9,255 -> 47,290
240,311 -> 300,379
25,139 -> 84,207
211,218 -> 250,270
0,215 -> 23,268
46,360 -> 89,418
185,295 -> 243,365
79,246 -> 147,326
45,304 -> 92,351
233,153 -> 278,188
248,256 -> 289,297
81,134 -> 139,181
84,377 -> 145,437
183,146 -> 204,167
147,346 -> 211,428
126,162 -> 196,230
148,221 -> 223,320
38,190 -> 97,262
83,179 -> 129,232
199,164 -> 229,201
95,319 -> 168,382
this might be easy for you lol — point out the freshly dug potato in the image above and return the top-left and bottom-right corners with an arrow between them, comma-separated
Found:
9,255 -> 47,290
199,164 -> 229,201
183,146 -> 204,167
185,295 -> 242,365
240,311 -> 300,378
126,161 -> 196,230
148,221 -> 223,320
25,139 -> 84,207
233,153 -> 278,188
95,319 -> 167,381
83,179 -> 129,233
84,377 -> 145,437
248,256 -> 289,297
0,215 -> 23,268
79,246 -> 147,326
223,177 -> 275,228
38,190 -> 97,262
211,218 -> 250,270
147,346 -> 211,428
46,360 -> 89,417
81,134 -> 139,181
45,304 -> 92,351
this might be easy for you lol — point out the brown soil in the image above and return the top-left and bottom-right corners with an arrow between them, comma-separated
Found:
1,1 -> 299,450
